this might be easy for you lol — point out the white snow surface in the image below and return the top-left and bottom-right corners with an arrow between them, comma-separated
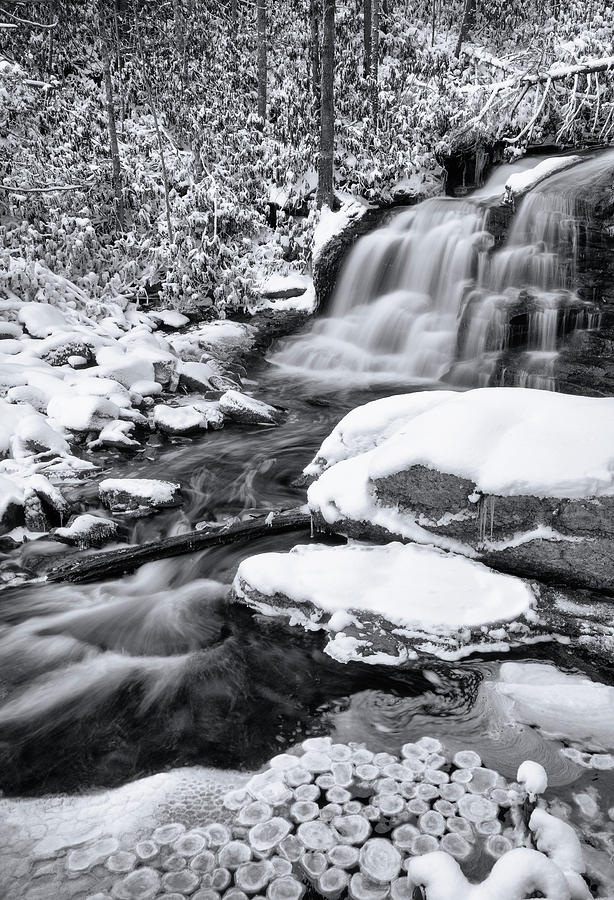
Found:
308,388 -> 614,500
497,662 -> 614,751
54,514 -> 115,539
517,760 -> 548,798
504,155 -> 583,198
99,478 -> 179,504
234,541 -> 535,629
312,199 -> 369,263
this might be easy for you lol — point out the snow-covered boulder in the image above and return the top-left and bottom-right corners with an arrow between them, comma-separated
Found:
96,346 -> 156,390
99,478 -> 181,515
152,403 -> 209,435
149,309 -> 190,329
220,390 -> 286,426
47,395 -> 121,433
233,541 -> 539,663
89,420 -> 140,451
307,388 -> 614,592
18,302 -> 70,338
177,360 -> 218,393
53,514 -> 118,549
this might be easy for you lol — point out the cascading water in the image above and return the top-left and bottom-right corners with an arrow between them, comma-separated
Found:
274,153 -> 611,388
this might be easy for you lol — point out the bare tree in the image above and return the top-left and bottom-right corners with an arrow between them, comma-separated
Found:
98,0 -> 124,229
257,0 -> 267,122
309,0 -> 321,106
363,0 -> 371,77
455,0 -> 476,56
371,0 -> 379,129
317,0 -> 335,208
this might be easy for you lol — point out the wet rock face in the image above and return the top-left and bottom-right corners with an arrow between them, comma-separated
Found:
372,466 -> 614,593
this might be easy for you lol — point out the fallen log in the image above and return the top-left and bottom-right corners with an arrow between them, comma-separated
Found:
45,507 -> 323,584
459,54 -> 614,94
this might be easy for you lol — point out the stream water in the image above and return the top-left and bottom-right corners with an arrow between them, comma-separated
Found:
1,159 -> 614,860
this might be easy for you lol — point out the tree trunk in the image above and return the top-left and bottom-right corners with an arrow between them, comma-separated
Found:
257,0 -> 267,122
173,0 -> 184,50
309,0 -> 321,107
98,1 -> 124,230
147,83 -> 174,242
455,0 -> 476,57
371,0 -> 379,130
363,0 -> 371,77
317,0 -> 335,209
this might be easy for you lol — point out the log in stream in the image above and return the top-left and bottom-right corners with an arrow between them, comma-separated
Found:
46,507 -> 322,584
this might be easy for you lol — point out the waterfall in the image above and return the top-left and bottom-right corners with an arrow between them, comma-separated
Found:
273,154 -> 611,389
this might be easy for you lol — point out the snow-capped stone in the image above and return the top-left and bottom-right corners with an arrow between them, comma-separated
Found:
47,395 -> 121,432
96,347 -> 156,389
90,420 -> 140,450
233,541 -> 536,663
220,390 -> 286,425
153,404 -> 208,435
177,360 -> 218,392
18,302 -> 70,337
149,310 -> 190,329
53,514 -> 118,548
517,761 -> 548,800
130,380 -> 162,397
99,478 -> 181,514
307,388 -> 614,592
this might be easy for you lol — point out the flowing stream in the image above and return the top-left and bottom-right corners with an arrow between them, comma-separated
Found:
2,158 -> 614,835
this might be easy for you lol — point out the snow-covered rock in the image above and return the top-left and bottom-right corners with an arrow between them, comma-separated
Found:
177,360 -> 218,392
149,310 -> 189,329
517,761 -> 548,800
47,395 -> 121,432
529,808 -> 590,900
504,155 -> 583,203
53,514 -> 118,549
306,388 -> 614,591
233,541 -> 537,663
408,848 -> 572,900
259,272 -> 310,300
219,390 -> 286,425
89,420 -> 140,451
152,404 -> 209,435
18,302 -> 70,337
99,478 -> 181,515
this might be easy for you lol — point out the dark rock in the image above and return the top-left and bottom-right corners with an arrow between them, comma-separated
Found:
52,514 -> 119,548
368,465 -> 614,593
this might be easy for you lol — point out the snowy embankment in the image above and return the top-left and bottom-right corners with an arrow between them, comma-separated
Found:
233,387 -> 614,663
0,269 -> 288,548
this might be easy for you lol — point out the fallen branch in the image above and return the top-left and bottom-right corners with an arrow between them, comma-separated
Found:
45,506 -> 330,584
459,54 -> 614,94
